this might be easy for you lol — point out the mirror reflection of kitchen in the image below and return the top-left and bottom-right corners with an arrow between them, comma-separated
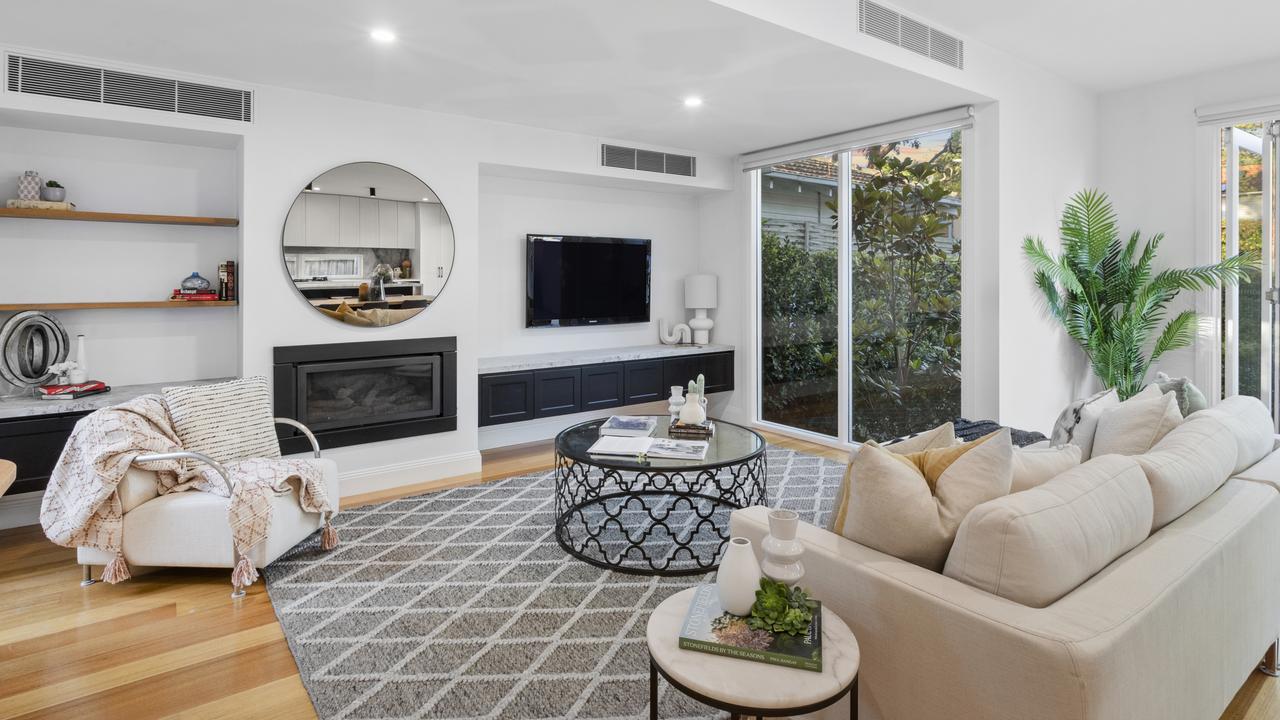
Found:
283,162 -> 455,327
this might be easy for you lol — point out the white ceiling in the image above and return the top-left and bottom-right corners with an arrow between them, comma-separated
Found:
888,0 -> 1280,92
0,0 -> 982,155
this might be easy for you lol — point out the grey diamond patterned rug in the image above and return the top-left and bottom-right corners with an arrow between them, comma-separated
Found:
264,445 -> 846,720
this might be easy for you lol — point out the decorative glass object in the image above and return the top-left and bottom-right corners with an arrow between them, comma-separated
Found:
369,263 -> 393,301
181,272 -> 212,292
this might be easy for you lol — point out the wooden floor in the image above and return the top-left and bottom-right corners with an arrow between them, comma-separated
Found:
0,431 -> 1275,719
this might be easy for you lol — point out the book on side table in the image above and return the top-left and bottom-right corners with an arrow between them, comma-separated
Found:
678,584 -> 823,672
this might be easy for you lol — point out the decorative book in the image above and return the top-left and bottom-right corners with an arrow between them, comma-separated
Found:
6,199 -> 76,210
678,584 -> 822,672
599,415 -> 658,437
37,381 -> 110,400
587,435 -> 709,460
669,419 -> 715,439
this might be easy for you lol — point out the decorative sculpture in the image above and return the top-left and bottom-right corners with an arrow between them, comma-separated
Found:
659,318 -> 692,345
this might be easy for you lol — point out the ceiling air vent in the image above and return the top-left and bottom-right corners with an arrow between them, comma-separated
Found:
601,144 -> 697,177
5,54 -> 253,122
858,0 -> 964,70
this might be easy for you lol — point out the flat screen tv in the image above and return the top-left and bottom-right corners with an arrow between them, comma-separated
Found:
526,234 -> 651,327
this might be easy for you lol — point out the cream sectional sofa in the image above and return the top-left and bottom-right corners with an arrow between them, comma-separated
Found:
730,395 -> 1280,720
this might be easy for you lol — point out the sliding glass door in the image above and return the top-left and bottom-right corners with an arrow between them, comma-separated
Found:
758,154 -> 840,437
1220,120 -> 1277,420
755,123 -> 965,443
848,129 -> 962,441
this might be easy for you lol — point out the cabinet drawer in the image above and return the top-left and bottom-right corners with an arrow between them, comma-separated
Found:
533,368 -> 582,417
581,363 -> 624,411
624,360 -> 664,404
0,413 -> 86,495
478,372 -> 534,426
663,351 -> 735,394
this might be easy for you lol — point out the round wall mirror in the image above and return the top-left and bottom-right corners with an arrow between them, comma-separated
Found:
282,162 -> 455,327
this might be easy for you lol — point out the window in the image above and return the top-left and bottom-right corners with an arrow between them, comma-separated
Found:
848,129 -> 962,441
754,119 -> 966,443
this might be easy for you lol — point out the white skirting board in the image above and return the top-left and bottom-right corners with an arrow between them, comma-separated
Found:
0,490 -> 43,530
334,450 -> 483,499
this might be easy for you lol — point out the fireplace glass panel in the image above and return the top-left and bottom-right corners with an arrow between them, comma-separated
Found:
297,355 -> 442,431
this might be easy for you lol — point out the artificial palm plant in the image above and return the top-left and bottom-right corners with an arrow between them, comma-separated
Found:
1024,189 -> 1257,399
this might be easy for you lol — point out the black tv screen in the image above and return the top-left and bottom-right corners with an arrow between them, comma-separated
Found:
526,235 -> 651,327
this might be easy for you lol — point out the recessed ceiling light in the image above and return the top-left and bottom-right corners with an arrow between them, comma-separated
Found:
683,96 -> 703,108
370,28 -> 397,44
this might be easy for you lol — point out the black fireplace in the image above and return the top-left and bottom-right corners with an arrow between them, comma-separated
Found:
273,337 -> 456,453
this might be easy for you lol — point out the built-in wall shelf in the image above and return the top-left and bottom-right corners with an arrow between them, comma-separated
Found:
0,301 -> 238,311
0,207 -> 239,227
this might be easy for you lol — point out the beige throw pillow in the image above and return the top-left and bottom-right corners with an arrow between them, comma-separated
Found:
829,422 -> 956,532
1091,387 -> 1181,456
163,376 -> 280,480
831,429 -> 1013,571
1010,444 -> 1082,492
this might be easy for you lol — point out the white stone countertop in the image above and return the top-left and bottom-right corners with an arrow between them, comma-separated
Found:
477,343 -> 734,374
0,377 -> 232,420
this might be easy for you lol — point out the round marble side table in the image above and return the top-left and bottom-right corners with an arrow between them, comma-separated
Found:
646,587 -> 860,719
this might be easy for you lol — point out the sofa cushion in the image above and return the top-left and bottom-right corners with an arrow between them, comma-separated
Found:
1151,372 -> 1209,417
832,429 -> 1012,571
118,467 -> 160,513
1133,415 -> 1238,530
943,455 -> 1153,608
1189,395 -> 1274,474
829,422 -> 955,532
1051,388 -> 1119,460
1091,386 -> 1181,457
163,376 -> 280,480
1011,444 -> 1082,492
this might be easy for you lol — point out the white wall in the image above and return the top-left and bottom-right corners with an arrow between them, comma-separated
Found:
1096,57 -> 1280,387
476,174 -> 701,358
0,126 -> 240,388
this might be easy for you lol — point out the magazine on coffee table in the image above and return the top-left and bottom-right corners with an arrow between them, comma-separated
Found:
587,435 -> 709,460
599,415 -> 658,437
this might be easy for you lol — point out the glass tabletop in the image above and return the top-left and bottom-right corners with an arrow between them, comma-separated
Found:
555,416 -> 766,472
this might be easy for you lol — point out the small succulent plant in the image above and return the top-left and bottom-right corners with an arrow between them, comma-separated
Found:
747,577 -> 817,636
45,180 -> 63,188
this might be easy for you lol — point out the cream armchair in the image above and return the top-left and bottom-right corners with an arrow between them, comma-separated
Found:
77,418 -> 340,598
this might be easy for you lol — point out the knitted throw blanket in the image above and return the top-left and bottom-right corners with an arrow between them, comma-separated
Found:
40,394 -> 337,588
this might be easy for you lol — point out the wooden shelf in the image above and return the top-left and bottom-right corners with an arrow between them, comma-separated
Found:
0,207 -> 239,227
0,301 -> 238,311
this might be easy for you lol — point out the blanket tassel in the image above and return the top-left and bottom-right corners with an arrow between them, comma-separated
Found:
321,521 -> 339,551
231,554 -> 259,589
101,552 -> 131,584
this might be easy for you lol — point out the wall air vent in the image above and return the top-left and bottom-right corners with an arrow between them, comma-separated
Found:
858,0 -> 964,70
5,54 -> 253,122
601,144 -> 697,177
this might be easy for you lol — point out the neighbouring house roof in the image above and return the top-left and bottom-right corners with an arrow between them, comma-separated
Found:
766,156 -> 877,186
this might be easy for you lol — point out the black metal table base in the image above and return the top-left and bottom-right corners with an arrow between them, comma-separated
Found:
554,452 -> 767,576
649,657 -> 858,720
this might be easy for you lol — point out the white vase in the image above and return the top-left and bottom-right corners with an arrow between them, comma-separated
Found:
75,335 -> 87,376
667,385 -> 685,421
716,536 -> 762,616
679,392 -> 707,425
761,509 -> 805,586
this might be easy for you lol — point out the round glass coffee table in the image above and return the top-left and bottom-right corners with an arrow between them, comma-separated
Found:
554,416 -> 767,576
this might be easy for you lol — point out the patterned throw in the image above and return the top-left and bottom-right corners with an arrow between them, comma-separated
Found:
39,393 -> 337,588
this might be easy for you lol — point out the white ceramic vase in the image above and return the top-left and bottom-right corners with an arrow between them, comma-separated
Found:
679,392 -> 707,425
667,385 -> 685,421
761,508 -> 805,586
716,536 -> 762,616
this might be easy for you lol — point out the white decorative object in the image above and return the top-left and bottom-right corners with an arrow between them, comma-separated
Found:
18,171 -> 41,201
685,274 -> 718,345
716,536 -> 762,615
667,385 -> 686,421
761,509 -> 805,586
659,318 -> 692,345
679,379 -> 707,425
74,334 -> 87,377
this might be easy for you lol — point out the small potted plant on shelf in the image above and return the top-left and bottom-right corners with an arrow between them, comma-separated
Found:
41,180 -> 66,202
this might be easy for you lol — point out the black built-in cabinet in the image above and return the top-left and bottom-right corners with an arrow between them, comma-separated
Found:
478,350 -> 734,427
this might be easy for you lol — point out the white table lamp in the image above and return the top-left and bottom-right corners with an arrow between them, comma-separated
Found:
685,274 -> 718,345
